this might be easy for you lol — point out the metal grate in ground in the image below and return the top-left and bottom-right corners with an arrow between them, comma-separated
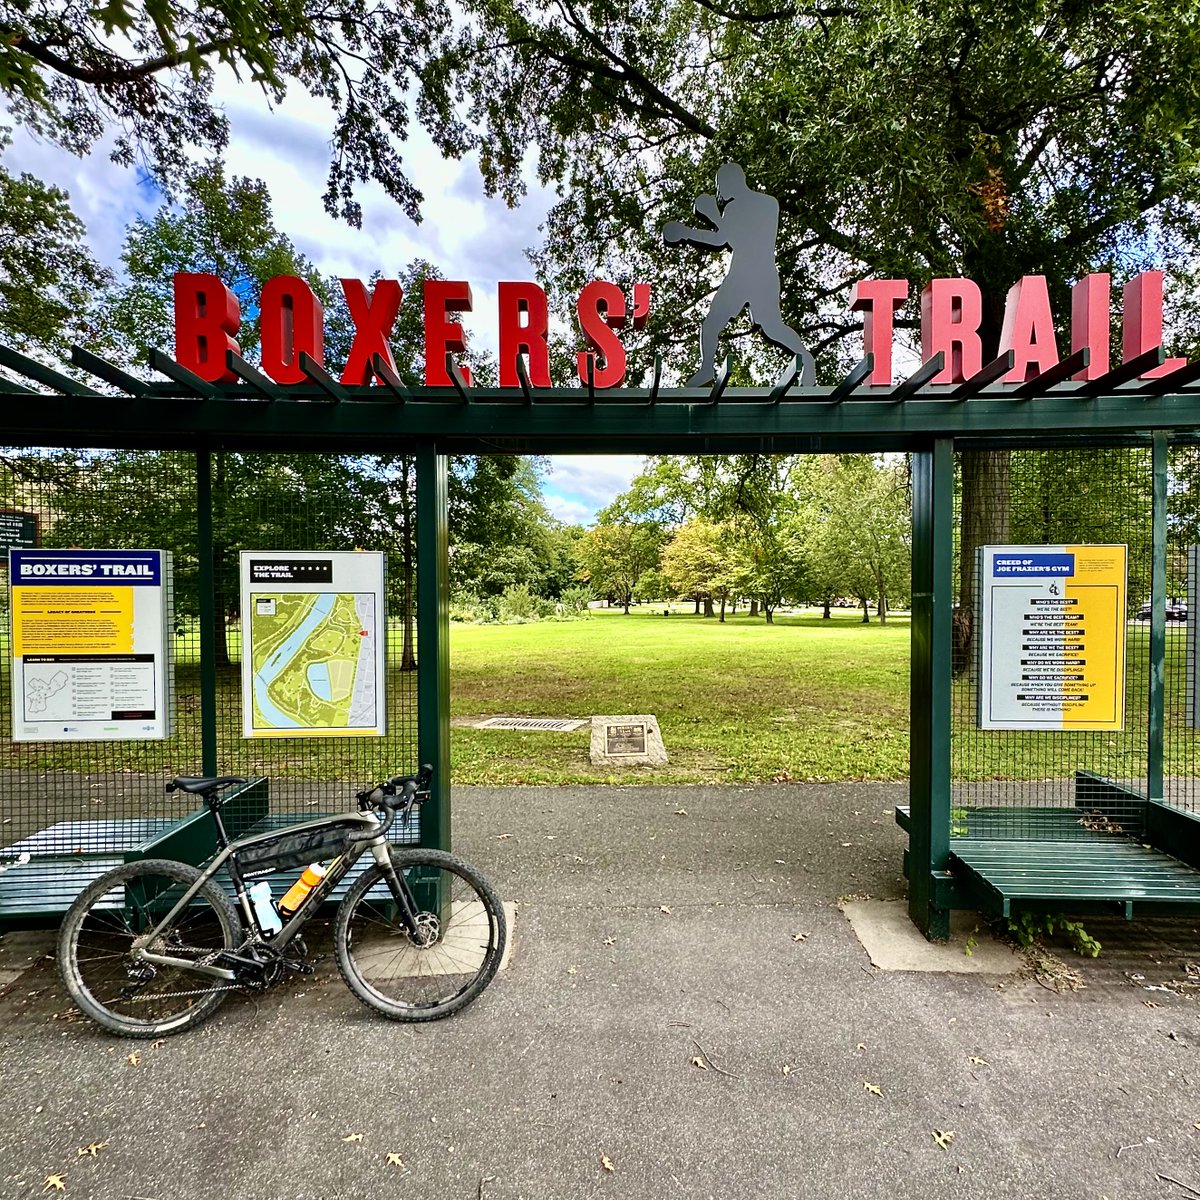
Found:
475,717 -> 588,732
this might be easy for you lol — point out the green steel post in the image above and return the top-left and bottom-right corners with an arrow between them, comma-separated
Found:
908,438 -> 953,939
1148,432 -> 1168,803
416,451 -> 451,852
195,449 -> 218,775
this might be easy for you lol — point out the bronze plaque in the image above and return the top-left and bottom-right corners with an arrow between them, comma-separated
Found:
605,723 -> 647,755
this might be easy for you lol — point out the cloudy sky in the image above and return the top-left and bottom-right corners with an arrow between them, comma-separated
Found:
4,70 -> 643,524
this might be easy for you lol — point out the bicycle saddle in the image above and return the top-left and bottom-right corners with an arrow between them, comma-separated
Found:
166,776 -> 248,795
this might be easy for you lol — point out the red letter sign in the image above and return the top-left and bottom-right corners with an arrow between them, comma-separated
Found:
498,282 -> 551,388
576,281 -> 627,388
1070,273 -> 1110,380
173,272 -> 240,383
341,278 -> 403,385
850,280 -> 909,385
424,280 -> 473,387
1123,270 -> 1186,378
920,279 -> 982,384
1000,275 -> 1058,382
259,275 -> 324,385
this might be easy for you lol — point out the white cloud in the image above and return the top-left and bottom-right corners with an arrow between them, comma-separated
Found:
542,454 -> 646,524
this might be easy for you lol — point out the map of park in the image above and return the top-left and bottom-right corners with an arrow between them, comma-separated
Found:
250,592 -> 376,731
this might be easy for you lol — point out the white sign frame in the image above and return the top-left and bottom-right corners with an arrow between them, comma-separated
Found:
9,548 -> 173,742
240,550 -> 387,739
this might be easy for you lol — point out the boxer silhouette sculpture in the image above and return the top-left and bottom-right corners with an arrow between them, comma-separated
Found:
664,163 -> 816,387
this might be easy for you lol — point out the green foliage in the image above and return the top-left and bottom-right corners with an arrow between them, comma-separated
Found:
0,0 -> 453,225
574,518 -> 667,612
1005,912 -> 1102,958
0,130 -> 110,356
950,807 -> 969,838
558,585 -> 594,617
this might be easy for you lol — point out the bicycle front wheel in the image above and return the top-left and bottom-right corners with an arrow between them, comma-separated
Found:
335,848 -> 506,1021
58,858 -> 242,1038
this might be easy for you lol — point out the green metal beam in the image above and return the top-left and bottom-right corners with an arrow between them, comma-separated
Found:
195,449 -> 218,776
2,386 -> 1200,454
908,438 -> 954,940
416,451 -> 451,853
1148,432 -> 1168,804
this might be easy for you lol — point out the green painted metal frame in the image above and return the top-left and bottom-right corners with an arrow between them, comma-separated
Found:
1148,432 -> 1168,805
908,440 -> 955,938
7,349 -> 1200,937
416,451 -> 451,855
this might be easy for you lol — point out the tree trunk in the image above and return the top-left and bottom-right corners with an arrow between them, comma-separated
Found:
210,451 -> 232,670
703,595 -> 715,618
955,286 -> 1010,673
719,595 -> 726,623
822,596 -> 831,619
764,604 -> 774,624
694,595 -> 701,614
749,599 -> 759,617
624,592 -> 631,614
876,571 -> 888,626
399,455 -> 416,671
861,597 -> 870,624
957,450 -> 1010,672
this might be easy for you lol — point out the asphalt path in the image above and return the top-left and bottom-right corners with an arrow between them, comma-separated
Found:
1,782 -> 1198,1199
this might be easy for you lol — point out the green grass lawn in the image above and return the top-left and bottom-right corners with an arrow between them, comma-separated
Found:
3,607 -> 1192,788
449,607 -> 911,784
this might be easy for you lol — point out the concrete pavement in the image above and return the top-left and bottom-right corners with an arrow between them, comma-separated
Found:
1,781 -> 1198,1199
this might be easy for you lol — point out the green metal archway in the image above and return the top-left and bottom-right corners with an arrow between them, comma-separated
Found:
3,339 -> 1200,937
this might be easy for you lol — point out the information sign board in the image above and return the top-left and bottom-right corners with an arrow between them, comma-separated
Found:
240,551 -> 386,738
9,549 -> 173,741
978,544 -> 1127,731
0,511 -> 39,550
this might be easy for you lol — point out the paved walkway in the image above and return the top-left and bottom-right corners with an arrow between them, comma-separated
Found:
1,782 -> 1198,1199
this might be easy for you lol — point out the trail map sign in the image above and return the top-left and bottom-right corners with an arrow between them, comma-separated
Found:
978,545 -> 1127,731
9,549 -> 172,742
240,551 -> 386,738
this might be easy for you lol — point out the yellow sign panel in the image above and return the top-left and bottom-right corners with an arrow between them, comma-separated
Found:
12,586 -> 134,657
979,544 -> 1127,731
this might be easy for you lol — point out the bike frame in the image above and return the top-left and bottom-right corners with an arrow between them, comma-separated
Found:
128,807 -> 420,981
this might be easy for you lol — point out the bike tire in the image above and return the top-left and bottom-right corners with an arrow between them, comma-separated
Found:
335,847 -> 506,1022
58,858 -> 242,1038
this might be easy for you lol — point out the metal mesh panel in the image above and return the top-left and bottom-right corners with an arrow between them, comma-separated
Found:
0,448 -> 417,859
1164,443 -> 1200,813
951,445 -> 1152,840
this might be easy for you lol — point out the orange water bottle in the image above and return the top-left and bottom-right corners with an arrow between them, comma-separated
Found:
279,863 -> 327,915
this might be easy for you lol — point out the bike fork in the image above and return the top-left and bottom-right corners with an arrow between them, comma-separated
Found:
370,841 -> 421,933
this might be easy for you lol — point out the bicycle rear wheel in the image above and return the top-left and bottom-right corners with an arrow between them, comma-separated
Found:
58,858 -> 241,1038
335,848 -> 506,1021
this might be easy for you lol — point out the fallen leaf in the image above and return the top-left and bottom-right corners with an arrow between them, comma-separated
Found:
791,932 -> 809,943
674,808 -> 688,816
968,1056 -> 990,1067
863,1081 -> 883,1096
781,1064 -> 792,1076
76,1141 -> 107,1158
496,833 -> 512,840
43,1177 -> 65,1193
602,937 -> 616,946
855,1043 -> 867,1052
150,1039 -> 165,1049
600,1155 -> 615,1173
690,1056 -> 709,1070
385,1152 -> 406,1167
342,1133 -> 364,1143
567,966 -> 578,976
126,1053 -> 140,1066
932,1130 -> 956,1150
659,905 -> 672,915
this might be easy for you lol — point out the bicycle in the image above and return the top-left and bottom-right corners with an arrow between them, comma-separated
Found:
57,766 -> 507,1038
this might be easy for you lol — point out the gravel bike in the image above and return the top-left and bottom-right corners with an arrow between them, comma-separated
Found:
57,767 -> 506,1037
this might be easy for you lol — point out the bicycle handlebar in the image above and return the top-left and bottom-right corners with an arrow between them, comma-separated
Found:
349,764 -> 433,843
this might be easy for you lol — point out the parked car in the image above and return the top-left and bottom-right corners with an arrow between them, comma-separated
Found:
1135,600 -> 1188,621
